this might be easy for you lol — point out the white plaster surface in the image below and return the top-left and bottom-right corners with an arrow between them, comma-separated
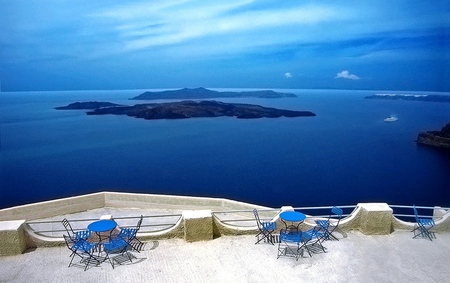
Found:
0,220 -> 25,230
1,231 -> 450,282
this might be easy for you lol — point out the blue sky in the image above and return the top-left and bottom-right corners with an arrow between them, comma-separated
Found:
0,0 -> 449,92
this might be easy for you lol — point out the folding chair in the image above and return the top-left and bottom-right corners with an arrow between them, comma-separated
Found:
301,226 -> 327,256
253,209 -> 277,244
62,218 -> 91,241
412,205 -> 435,241
117,215 -> 144,252
277,230 -> 303,260
63,235 -> 101,271
103,236 -> 137,269
315,206 -> 343,240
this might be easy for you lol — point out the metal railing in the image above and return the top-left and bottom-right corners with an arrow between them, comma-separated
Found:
25,204 -> 450,237
212,205 -> 358,227
26,213 -> 182,238
213,204 -> 450,228
389,205 -> 450,220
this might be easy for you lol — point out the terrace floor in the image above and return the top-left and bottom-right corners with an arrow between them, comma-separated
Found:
2,228 -> 450,282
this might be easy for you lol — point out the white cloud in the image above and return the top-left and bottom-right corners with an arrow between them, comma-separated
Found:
284,72 -> 292,78
93,2 -> 339,52
335,70 -> 360,80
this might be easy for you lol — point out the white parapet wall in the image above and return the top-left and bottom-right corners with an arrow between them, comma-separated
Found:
1,192 -> 450,256
103,191 -> 262,211
0,191 -> 264,222
183,210 -> 213,242
0,191 -> 269,253
358,203 -> 393,235
0,193 -> 105,221
0,220 -> 27,256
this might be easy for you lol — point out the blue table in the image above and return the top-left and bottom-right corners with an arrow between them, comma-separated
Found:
280,211 -> 306,233
88,220 -> 117,244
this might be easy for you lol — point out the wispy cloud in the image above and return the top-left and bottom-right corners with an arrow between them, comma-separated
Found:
1,1 -> 448,91
93,2 -> 338,52
335,70 -> 360,80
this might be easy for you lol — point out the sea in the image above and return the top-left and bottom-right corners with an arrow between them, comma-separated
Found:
1,88 -> 450,210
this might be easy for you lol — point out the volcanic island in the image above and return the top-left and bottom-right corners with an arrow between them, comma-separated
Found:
55,88 -> 315,120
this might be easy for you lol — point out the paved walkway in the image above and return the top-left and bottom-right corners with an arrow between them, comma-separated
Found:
1,230 -> 449,282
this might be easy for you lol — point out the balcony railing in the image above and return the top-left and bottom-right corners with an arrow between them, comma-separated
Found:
211,205 -> 358,227
26,213 -> 182,238
25,204 -> 450,238
389,205 -> 450,220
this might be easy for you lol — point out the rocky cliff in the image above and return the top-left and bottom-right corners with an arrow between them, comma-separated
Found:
417,122 -> 450,150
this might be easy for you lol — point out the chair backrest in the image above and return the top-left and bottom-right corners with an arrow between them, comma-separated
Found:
63,234 -> 75,250
253,209 -> 263,230
332,206 -> 343,219
136,215 -> 143,231
280,230 -> 301,243
413,205 -> 420,222
331,206 -> 343,224
298,227 -> 323,252
104,236 -> 129,254
62,218 -> 75,237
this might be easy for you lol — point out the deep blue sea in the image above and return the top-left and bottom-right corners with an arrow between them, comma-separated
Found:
1,88 -> 450,209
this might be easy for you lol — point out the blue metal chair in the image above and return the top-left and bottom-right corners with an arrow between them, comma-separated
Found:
117,215 -> 144,252
62,218 -> 91,241
412,205 -> 435,241
63,235 -> 100,271
103,236 -> 136,269
276,227 -> 325,260
277,229 -> 303,260
315,206 -> 343,240
301,227 -> 327,256
253,209 -> 277,244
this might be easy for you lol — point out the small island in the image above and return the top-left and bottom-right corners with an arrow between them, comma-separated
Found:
417,122 -> 450,150
365,93 -> 450,103
55,100 -> 316,120
131,87 -> 297,100
54,101 -> 122,110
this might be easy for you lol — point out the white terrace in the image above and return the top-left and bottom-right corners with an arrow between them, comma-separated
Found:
1,192 -> 450,282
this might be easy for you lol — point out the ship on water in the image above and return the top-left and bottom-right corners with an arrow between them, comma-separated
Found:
384,115 -> 398,122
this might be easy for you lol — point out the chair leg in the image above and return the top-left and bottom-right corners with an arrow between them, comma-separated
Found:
423,226 -> 434,241
325,226 -> 339,241
266,232 -> 275,245
298,242 -> 312,258
277,241 -> 301,260
412,224 -> 434,241
328,233 -> 339,241
255,231 -> 275,245
255,230 -> 262,244
311,238 -> 327,253
125,251 -> 134,263
68,254 -> 75,268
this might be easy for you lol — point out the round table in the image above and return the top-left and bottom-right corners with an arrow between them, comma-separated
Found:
88,220 -> 117,232
88,220 -> 117,243
280,211 -> 306,233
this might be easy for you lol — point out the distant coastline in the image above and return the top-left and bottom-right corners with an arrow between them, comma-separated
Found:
54,101 -> 122,110
365,93 -> 450,103
131,87 -> 297,100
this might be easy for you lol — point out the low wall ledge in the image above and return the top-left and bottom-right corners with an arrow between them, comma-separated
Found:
0,220 -> 27,256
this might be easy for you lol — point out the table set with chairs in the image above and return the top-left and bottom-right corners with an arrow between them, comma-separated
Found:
62,215 -> 144,271
253,206 -> 343,261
